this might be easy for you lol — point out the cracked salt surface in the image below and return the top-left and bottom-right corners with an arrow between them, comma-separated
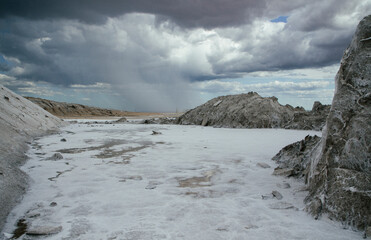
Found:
1,123 -> 362,239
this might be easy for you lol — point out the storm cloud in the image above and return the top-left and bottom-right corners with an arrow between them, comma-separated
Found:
0,0 -> 370,111
0,0 -> 266,27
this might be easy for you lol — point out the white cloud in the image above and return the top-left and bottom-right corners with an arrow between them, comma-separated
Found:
17,86 -> 63,97
1,1 -> 369,111
70,82 -> 112,89
0,73 -> 16,83
248,64 -> 339,79
0,73 -> 35,87
193,79 -> 331,94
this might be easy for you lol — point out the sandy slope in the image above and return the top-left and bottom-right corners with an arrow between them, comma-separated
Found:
0,85 -> 65,231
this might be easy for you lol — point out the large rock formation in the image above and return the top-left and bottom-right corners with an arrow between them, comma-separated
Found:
177,92 -> 330,130
25,97 -> 128,118
0,86 -> 65,231
273,15 -> 371,231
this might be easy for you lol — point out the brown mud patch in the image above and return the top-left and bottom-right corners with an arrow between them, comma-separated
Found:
56,139 -> 128,154
94,146 -> 148,159
11,218 -> 27,239
177,169 -> 219,188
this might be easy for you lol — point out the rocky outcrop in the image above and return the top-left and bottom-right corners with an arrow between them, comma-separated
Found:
306,15 -> 371,230
177,92 -> 329,130
287,101 -> 331,130
272,135 -> 321,179
0,86 -> 65,231
273,16 -> 371,231
142,117 -> 177,125
25,97 -> 128,118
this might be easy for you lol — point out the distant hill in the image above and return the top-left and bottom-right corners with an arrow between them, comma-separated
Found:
177,92 -> 330,131
25,97 -> 129,118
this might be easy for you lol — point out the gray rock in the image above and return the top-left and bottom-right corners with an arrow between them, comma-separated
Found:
305,15 -> 371,230
272,15 -> 371,231
272,135 -> 321,179
272,190 -> 283,200
115,117 -> 127,123
49,153 -> 63,160
176,92 -> 329,130
269,202 -> 295,210
145,181 -> 161,190
365,226 -> 371,239
256,163 -> 271,168
272,168 -> 294,177
287,102 -> 331,131
277,183 -> 291,189
27,225 -> 62,235
261,194 -> 273,200
142,117 -> 176,125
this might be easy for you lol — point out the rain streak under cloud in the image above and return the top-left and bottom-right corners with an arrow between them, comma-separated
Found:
0,0 -> 370,112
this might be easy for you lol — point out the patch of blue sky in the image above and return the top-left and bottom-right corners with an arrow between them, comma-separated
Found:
0,54 -> 14,70
270,16 -> 289,23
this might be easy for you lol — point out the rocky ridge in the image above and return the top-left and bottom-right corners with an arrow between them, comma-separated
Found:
177,92 -> 330,130
272,15 -> 371,233
25,97 -> 128,118
0,86 -> 65,231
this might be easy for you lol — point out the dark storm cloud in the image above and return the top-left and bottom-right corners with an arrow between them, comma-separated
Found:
0,0 -> 266,28
0,0 -> 370,111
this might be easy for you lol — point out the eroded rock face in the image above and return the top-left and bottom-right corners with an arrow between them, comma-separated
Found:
177,92 -> 329,130
273,16 -> 371,230
305,15 -> 371,230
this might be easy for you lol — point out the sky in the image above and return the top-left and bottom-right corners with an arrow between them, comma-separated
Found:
0,1 -> 370,112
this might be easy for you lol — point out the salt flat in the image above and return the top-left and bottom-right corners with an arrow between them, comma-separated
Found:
2,123 -> 362,239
